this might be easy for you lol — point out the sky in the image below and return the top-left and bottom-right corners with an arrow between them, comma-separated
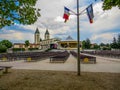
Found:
0,0 -> 120,44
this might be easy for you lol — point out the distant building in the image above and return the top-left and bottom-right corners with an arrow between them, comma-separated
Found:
44,29 -> 50,40
13,28 -> 82,50
57,35 -> 82,50
13,43 -> 25,49
34,28 -> 40,44
13,43 -> 40,49
40,29 -> 60,50
13,28 -> 41,50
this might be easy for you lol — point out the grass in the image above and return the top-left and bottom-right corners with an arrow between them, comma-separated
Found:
0,69 -> 120,90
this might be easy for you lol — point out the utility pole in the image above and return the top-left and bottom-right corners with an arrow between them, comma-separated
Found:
77,0 -> 81,76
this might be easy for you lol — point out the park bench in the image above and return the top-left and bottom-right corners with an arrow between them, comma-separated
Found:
0,68 -> 3,71
0,68 -> 4,75
0,66 -> 12,73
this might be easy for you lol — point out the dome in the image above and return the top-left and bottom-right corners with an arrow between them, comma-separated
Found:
66,35 -> 74,41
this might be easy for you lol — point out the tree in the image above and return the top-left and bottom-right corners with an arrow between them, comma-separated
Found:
100,43 -> 105,47
102,0 -> 120,10
82,40 -> 86,49
25,40 -> 30,48
82,38 -> 91,49
92,44 -> 100,49
0,40 -> 12,48
117,34 -> 120,48
106,43 -> 110,47
0,0 -> 40,29
111,37 -> 118,49
0,44 -> 7,53
85,38 -> 91,49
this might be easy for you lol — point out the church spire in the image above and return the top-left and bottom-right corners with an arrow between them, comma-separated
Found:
45,29 -> 49,35
45,29 -> 50,40
34,28 -> 40,44
35,28 -> 40,34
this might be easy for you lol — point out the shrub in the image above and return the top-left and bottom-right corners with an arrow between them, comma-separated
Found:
13,48 -> 25,52
28,48 -> 38,51
0,45 -> 7,53
45,48 -> 52,52
102,47 -> 111,50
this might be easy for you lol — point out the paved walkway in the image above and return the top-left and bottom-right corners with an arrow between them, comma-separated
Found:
0,55 -> 120,73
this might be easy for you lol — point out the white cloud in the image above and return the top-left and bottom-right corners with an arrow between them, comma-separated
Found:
81,2 -> 120,32
54,16 -> 64,22
90,33 -> 117,44
0,30 -> 34,43
80,2 -> 120,43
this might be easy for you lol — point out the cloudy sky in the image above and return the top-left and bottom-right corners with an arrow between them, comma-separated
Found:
0,0 -> 120,44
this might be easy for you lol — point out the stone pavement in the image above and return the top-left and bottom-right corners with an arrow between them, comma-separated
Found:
0,54 -> 120,73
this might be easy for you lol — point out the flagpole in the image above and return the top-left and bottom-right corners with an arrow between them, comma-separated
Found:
77,0 -> 81,76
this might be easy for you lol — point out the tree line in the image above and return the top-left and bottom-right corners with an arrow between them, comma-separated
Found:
0,34 -> 120,53
0,40 -> 12,53
0,40 -> 30,53
111,34 -> 120,49
82,34 -> 120,50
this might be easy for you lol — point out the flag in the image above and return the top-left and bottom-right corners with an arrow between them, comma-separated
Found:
63,7 -> 70,22
86,4 -> 94,23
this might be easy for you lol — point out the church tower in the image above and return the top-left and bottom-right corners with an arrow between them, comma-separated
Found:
34,28 -> 40,44
45,29 -> 50,40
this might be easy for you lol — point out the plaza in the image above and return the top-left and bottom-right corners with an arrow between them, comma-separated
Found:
0,53 -> 120,73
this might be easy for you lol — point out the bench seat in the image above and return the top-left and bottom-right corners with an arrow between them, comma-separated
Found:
0,66 -> 12,73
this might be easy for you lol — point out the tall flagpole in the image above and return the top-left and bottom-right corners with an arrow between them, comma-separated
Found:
64,0 -> 94,76
77,0 -> 81,76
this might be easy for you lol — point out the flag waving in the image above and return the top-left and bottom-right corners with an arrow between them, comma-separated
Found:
63,7 -> 70,22
86,4 -> 94,23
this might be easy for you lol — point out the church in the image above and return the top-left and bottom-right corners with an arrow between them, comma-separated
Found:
35,28 -> 82,50
13,28 -> 82,50
34,28 -> 60,50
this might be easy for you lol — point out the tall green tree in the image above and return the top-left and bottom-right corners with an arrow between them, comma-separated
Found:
85,38 -> 91,49
100,43 -> 105,47
0,44 -> 7,53
0,40 -> 12,48
82,38 -> 91,49
117,34 -> 120,48
25,40 -> 30,48
111,37 -> 118,49
0,0 -> 40,29
82,40 -> 86,49
102,0 -> 120,10
93,44 -> 100,49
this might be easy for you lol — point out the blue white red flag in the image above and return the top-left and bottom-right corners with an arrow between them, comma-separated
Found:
86,4 -> 94,23
63,7 -> 70,22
